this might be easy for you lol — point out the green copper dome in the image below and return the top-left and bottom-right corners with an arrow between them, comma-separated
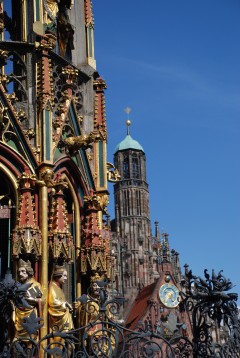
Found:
114,134 -> 144,154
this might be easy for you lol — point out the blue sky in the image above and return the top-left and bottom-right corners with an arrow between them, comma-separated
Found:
93,1 -> 240,299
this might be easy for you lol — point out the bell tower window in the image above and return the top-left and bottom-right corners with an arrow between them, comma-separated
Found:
123,157 -> 130,179
132,155 -> 140,179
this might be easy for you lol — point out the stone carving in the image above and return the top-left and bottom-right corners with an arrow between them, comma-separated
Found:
14,259 -> 43,341
65,131 -> 104,153
48,265 -> 74,349
106,162 -> 120,182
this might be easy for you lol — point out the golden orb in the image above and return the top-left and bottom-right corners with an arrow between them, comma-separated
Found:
126,120 -> 131,126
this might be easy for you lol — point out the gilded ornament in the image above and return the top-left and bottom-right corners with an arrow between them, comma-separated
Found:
61,66 -> 78,83
17,109 -> 27,121
0,106 -> 9,135
93,78 -> 107,90
6,92 -> 18,104
65,131 -> 104,153
84,194 -> 101,211
99,194 -> 109,210
38,168 -> 55,187
0,50 -> 9,65
35,33 -> 57,51
106,163 -> 120,182
0,75 -> 9,87
23,129 -> 35,139
77,114 -> 83,122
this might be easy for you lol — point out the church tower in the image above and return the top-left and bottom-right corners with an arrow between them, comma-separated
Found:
112,120 -> 154,306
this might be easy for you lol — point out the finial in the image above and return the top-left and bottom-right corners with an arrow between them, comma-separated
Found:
124,107 -> 131,135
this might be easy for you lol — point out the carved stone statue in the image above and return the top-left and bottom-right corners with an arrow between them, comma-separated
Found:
77,274 -> 115,356
79,273 -> 102,325
43,0 -> 74,60
14,259 -> 43,341
57,2 -> 74,60
43,0 -> 59,36
48,265 -> 74,338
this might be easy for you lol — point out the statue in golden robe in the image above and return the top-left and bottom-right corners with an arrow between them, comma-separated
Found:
79,274 -> 102,333
48,265 -> 74,338
14,259 -> 43,341
77,274 -> 116,356
43,0 -> 59,25
43,0 -> 74,61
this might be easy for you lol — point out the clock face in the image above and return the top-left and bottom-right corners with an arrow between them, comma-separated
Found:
159,283 -> 180,308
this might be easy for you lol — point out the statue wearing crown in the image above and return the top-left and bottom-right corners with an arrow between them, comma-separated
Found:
78,273 -> 103,329
76,273 -> 115,356
14,259 -> 43,341
48,264 -> 74,349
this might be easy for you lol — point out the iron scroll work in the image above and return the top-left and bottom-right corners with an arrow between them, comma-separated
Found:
0,269 -> 239,357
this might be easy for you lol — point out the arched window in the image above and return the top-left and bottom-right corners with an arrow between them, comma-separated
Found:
132,155 -> 140,179
123,157 -> 130,179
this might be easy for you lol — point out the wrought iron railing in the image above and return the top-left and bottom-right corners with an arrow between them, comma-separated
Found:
0,268 -> 239,357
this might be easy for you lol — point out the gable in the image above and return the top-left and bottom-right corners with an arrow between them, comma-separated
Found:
0,86 -> 37,170
53,102 -> 95,191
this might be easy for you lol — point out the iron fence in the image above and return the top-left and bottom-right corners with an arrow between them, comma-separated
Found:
0,268 -> 239,357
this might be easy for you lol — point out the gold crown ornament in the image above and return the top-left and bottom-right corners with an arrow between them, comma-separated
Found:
90,273 -> 102,283
52,264 -> 66,277
18,259 -> 32,270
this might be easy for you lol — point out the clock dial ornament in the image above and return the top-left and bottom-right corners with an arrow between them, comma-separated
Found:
159,283 -> 180,308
